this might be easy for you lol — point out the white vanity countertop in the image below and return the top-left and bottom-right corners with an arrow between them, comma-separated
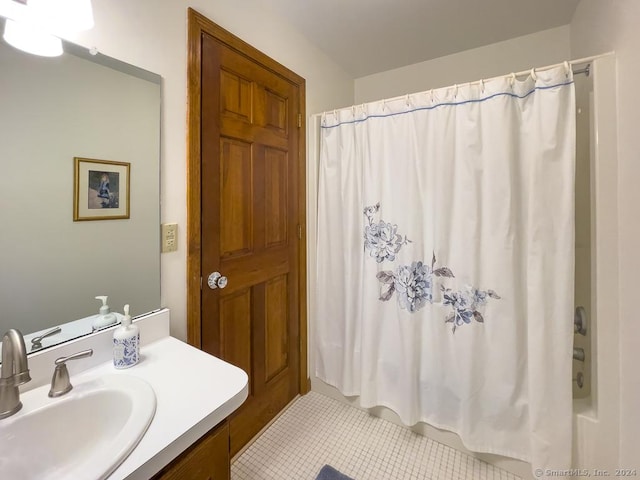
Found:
11,309 -> 246,479
72,335 -> 248,480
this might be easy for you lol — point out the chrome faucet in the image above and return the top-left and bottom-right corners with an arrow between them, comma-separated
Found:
0,329 -> 31,419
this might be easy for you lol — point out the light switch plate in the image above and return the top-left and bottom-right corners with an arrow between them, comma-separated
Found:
161,223 -> 178,253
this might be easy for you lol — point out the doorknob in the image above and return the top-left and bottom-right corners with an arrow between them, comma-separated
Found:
207,272 -> 228,289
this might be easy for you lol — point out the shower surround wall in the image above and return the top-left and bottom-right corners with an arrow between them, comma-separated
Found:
310,28 -> 619,480
571,0 -> 640,466
573,71 -> 592,400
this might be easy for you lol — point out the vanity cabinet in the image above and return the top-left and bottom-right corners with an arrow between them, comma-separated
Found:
153,421 -> 230,480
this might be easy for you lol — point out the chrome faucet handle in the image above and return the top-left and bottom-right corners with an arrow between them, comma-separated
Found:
31,326 -> 62,352
48,349 -> 93,398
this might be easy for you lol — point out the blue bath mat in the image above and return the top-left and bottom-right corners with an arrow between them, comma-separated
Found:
315,464 -> 354,480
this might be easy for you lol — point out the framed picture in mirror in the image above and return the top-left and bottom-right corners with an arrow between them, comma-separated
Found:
73,157 -> 130,221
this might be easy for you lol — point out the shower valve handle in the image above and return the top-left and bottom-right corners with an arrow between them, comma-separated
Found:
574,306 -> 587,336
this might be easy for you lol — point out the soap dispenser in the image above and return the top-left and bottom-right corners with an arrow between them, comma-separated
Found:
113,304 -> 140,369
93,296 -> 117,331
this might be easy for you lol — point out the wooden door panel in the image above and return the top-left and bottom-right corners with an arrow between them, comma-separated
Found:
219,137 -> 253,258
264,274 -> 289,382
220,68 -> 252,123
219,288 -> 253,382
262,88 -> 288,135
264,147 -> 288,247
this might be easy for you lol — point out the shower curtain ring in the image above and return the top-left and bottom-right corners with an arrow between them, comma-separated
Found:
509,73 -> 516,87
405,94 -> 411,107
480,79 -> 485,94
530,68 -> 538,81
564,61 -> 571,78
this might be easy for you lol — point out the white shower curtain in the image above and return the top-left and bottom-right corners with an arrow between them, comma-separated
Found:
316,65 -> 575,472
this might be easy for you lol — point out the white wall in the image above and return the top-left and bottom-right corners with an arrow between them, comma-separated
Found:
570,0 -> 640,466
64,0 -> 354,341
354,26 -> 570,103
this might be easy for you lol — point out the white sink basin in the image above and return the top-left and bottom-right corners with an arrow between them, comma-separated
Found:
0,374 -> 156,480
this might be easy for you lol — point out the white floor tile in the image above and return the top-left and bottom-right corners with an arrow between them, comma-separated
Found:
231,391 -> 521,480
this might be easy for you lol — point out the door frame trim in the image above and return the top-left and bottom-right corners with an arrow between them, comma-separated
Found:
186,8 -> 309,394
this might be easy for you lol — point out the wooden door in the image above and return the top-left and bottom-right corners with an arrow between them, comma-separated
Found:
187,10 -> 307,457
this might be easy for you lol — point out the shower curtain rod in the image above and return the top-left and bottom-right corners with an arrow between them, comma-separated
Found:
419,53 -> 614,98
572,65 -> 590,76
313,52 -> 614,118
505,52 -> 613,80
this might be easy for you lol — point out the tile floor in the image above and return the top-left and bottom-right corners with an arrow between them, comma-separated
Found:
231,391 -> 522,480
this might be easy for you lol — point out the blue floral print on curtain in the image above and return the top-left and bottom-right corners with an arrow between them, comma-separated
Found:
441,285 -> 501,333
376,253 -> 454,313
363,203 -> 500,332
363,203 -> 411,263
395,261 -> 433,311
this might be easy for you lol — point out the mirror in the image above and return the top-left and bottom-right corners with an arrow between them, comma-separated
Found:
0,18 -> 161,353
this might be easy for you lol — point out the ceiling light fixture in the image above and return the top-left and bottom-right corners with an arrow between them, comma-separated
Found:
1,0 -> 94,57
29,0 -> 94,35
3,18 -> 63,56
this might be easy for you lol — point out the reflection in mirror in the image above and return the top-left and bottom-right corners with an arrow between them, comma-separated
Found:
0,19 -> 161,354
